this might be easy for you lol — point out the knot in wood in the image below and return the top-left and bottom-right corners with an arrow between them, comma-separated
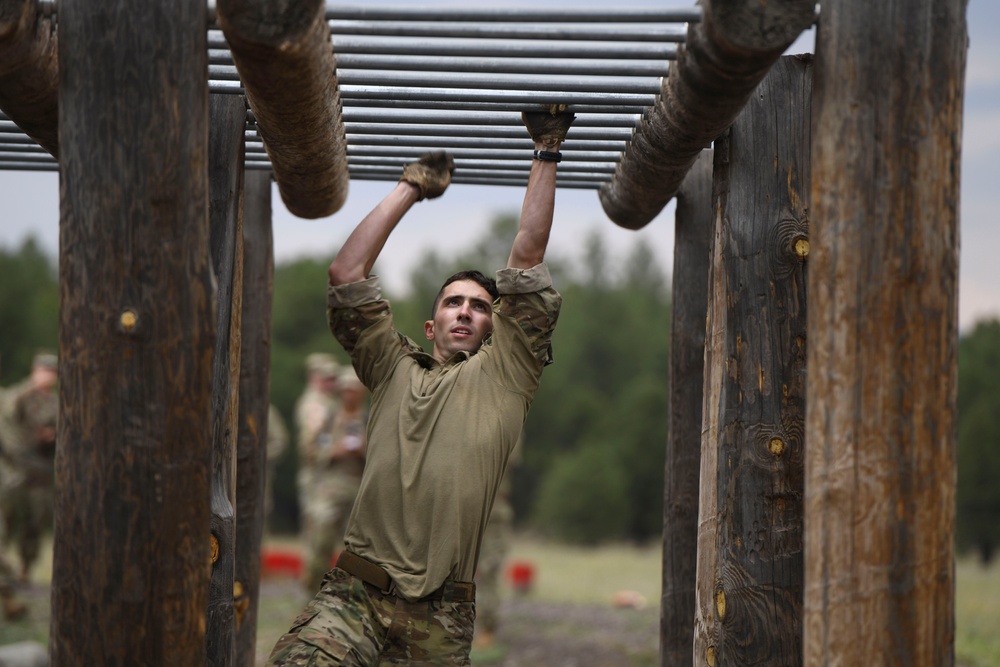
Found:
210,534 -> 220,564
715,589 -> 727,620
769,437 -> 785,457
119,309 -> 138,332
706,645 -> 716,667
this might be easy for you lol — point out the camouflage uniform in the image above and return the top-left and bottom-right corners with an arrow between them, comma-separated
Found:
295,353 -> 342,593
301,369 -> 367,593
0,356 -> 58,582
267,264 -> 560,666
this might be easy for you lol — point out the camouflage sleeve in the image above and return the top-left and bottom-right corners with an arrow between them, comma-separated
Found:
326,276 -> 392,355
495,263 -> 562,366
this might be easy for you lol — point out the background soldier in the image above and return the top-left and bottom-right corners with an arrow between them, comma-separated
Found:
0,352 -> 58,585
293,352 -> 341,592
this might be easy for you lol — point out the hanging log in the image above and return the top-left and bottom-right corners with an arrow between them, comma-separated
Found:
803,0 -> 966,664
50,0 -> 212,663
660,149 -> 712,667
234,169 -> 275,666
599,0 -> 815,230
216,0 -> 349,219
0,0 -> 59,156
206,92 -> 247,667
694,55 -> 811,666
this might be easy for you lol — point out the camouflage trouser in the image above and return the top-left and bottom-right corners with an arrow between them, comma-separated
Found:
267,568 -> 476,666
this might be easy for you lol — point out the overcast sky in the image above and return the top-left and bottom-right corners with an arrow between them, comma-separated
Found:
2,1 -> 996,331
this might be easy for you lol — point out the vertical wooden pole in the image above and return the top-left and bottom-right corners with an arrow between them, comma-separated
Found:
661,149 -> 712,667
804,1 -> 966,664
694,55 -> 812,666
234,169 -> 275,666
51,0 -> 211,663
206,93 -> 247,667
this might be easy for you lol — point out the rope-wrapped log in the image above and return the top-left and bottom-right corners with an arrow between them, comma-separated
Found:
599,0 -> 816,230
0,0 -> 59,157
217,0 -> 349,219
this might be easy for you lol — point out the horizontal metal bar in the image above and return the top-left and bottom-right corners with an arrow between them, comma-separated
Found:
338,109 -> 641,127
325,6 -> 701,23
342,134 -> 625,151
0,142 -> 47,152
332,37 -> 677,61
0,162 -> 56,171
340,123 -> 634,141
329,21 -> 688,43
346,170 -> 602,190
342,98 -> 651,114
345,156 -> 617,173
340,86 -> 656,106
0,152 -> 53,163
336,55 -> 670,77
207,33 -> 680,60
0,121 -> 28,134
346,145 -> 620,162
336,71 -> 659,95
348,164 -> 608,181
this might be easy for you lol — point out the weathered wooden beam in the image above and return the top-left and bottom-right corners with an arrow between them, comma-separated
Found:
217,0 -> 349,219
660,149 -> 711,667
206,92 -> 247,667
234,169 -> 275,666
803,0 -> 966,664
0,0 -> 59,156
50,0 -> 211,663
693,55 -> 811,666
598,0 -> 815,230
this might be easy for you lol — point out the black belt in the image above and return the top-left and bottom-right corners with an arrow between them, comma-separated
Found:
336,551 -> 476,603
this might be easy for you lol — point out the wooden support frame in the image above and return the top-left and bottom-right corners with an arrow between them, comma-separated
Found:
216,0 -> 349,219
50,0 -> 212,662
804,0 -> 966,663
660,149 -> 712,667
694,55 -> 811,666
206,92 -> 247,667
233,169 -> 276,666
598,0 -> 815,230
0,0 -> 59,156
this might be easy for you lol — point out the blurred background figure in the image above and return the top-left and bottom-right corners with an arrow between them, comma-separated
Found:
473,434 -> 522,652
294,352 -> 340,593
0,352 -> 58,587
265,403 -> 289,532
301,366 -> 368,594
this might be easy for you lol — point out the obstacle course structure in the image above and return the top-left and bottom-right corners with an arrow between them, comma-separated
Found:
0,0 -> 967,665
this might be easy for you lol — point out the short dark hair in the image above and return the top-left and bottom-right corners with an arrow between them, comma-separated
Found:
431,270 -> 499,317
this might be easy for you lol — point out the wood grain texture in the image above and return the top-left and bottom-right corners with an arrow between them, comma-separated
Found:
234,169 -> 275,666
51,0 -> 211,663
598,0 -> 815,230
0,0 -> 59,156
661,149 -> 712,667
206,93 -> 247,667
217,0 -> 349,219
804,1 -> 966,664
695,55 -> 811,667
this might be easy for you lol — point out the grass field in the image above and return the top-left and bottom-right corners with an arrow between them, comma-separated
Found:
3,537 -> 1000,666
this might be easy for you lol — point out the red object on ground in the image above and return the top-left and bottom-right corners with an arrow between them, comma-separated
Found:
506,560 -> 535,593
262,547 -> 304,579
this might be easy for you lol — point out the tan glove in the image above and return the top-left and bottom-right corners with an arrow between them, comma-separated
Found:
400,151 -> 455,201
522,104 -> 576,149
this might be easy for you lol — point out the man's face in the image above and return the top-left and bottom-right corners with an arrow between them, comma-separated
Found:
424,279 -> 494,363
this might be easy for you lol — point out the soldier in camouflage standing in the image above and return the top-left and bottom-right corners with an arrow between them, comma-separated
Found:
294,352 -> 341,593
0,356 -> 29,620
0,352 -> 59,586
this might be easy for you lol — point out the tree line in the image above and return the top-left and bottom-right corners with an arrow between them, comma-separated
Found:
3,229 -> 999,552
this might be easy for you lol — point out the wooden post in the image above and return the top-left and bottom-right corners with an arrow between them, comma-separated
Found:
661,149 -> 712,667
693,55 -> 811,666
206,93 -> 247,667
234,169 -> 275,666
0,0 -> 60,156
804,1 -> 966,664
51,0 -> 211,663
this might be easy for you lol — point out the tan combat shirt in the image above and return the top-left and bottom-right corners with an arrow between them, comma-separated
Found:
327,263 -> 561,600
